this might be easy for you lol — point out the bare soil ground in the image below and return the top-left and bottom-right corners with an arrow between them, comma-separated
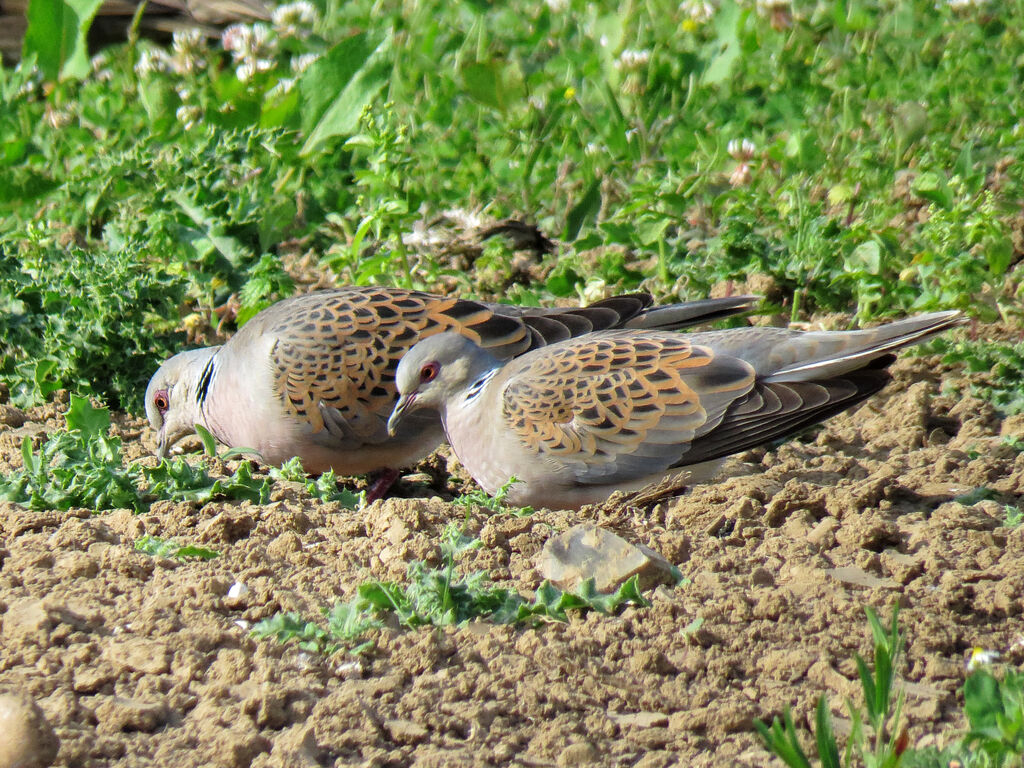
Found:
1,352 -> 1022,767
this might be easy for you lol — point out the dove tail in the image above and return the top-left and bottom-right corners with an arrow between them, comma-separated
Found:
624,295 -> 760,331
763,310 -> 965,382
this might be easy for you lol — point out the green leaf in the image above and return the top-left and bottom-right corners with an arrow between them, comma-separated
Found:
703,0 -> 744,86
814,696 -> 841,768
564,179 -> 601,241
22,0 -> 104,81
300,34 -> 393,156
459,59 -> 525,113
846,240 -> 882,275
65,395 -> 110,438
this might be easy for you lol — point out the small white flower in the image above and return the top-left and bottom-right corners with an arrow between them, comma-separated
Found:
625,127 -> 639,143
268,77 -> 296,97
967,648 -> 1000,671
236,58 -> 275,82
946,0 -> 987,8
135,47 -> 172,76
172,28 -> 207,74
272,1 -> 319,36
680,0 -> 716,22
584,142 -> 602,156
176,104 -> 202,130
729,162 -> 752,187
290,52 -> 321,74
616,48 -> 651,71
546,0 -> 569,10
222,24 -> 252,58
250,23 -> 277,57
727,138 -> 757,161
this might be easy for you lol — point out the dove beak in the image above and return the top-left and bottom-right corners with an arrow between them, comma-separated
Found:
387,394 -> 416,436
156,429 -> 168,460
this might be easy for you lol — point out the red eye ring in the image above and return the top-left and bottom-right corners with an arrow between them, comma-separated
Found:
420,362 -> 439,382
154,391 -> 170,412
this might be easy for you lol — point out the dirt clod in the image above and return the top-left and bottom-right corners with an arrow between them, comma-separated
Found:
0,692 -> 60,768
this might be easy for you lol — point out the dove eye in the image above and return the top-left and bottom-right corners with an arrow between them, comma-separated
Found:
153,390 -> 170,413
420,362 -> 439,382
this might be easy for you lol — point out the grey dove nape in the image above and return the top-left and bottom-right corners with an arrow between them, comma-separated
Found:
389,311 -> 966,511
144,286 -> 760,501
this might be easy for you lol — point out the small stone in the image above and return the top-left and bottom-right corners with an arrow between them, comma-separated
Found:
537,523 -> 677,593
609,711 -> 669,728
385,718 -> 428,744
225,581 -> 251,609
556,742 -> 599,766
0,693 -> 60,768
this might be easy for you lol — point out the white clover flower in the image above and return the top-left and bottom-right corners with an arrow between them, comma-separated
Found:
236,57 -> 276,82
222,24 -> 252,58
616,48 -> 651,71
176,104 -> 202,130
272,1 -> 319,37
727,138 -> 756,161
268,77 -> 296,97
250,23 -> 277,57
173,28 -> 205,56
236,61 -> 257,81
135,47 -> 172,76
290,52 -> 321,74
729,162 -> 752,187
680,0 -> 716,22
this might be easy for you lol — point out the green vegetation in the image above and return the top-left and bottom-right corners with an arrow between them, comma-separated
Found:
251,523 -> 650,654
3,0 -> 1024,412
452,476 -> 535,516
757,608 -> 1024,768
932,338 -> 1024,417
134,534 -> 220,560
0,396 -> 360,511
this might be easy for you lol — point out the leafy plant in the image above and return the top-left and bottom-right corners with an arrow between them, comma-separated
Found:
452,476 -> 534,516
252,523 -> 651,654
134,534 -> 219,560
269,456 -> 363,508
931,339 -> 1024,417
0,397 -> 271,511
755,605 -> 907,768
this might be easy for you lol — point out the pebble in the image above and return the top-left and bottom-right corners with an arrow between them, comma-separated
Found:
0,693 -> 59,768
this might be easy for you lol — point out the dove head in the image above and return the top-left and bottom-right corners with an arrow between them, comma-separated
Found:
145,347 -> 219,460
388,332 -> 500,436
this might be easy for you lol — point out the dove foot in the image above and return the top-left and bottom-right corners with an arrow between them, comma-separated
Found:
365,468 -> 401,504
